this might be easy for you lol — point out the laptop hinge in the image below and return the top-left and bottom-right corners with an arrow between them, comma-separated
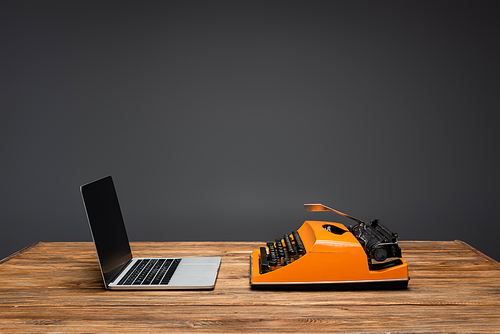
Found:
110,259 -> 133,285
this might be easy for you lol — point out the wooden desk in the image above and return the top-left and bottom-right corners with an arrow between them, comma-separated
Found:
1,241 -> 499,333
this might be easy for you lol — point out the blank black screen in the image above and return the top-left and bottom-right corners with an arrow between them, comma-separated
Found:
81,176 -> 132,285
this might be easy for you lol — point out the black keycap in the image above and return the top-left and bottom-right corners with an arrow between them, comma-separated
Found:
120,259 -> 148,285
161,259 -> 181,285
275,239 -> 285,259
260,247 -> 269,273
133,259 -> 156,285
266,242 -> 278,266
290,239 -> 299,256
283,249 -> 291,265
151,259 -> 173,285
292,230 -> 305,254
117,259 -> 142,285
142,259 -> 165,285
284,234 -> 295,255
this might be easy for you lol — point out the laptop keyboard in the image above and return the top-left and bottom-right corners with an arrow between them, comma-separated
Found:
117,259 -> 181,285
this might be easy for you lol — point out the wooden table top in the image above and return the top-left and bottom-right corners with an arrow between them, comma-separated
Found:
1,240 -> 499,333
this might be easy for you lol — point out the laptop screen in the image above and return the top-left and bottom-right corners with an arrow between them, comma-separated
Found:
81,176 -> 133,286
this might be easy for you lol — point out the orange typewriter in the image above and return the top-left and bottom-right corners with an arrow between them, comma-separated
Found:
250,203 -> 409,289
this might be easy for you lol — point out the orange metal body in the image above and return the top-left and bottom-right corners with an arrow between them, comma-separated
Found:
250,221 -> 409,285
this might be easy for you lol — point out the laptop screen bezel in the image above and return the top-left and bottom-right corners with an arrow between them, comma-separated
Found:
80,176 -> 133,288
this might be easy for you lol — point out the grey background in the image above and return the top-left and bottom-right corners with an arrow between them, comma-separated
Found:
1,1 -> 499,262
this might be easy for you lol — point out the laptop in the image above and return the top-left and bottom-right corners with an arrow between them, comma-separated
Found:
80,176 -> 221,290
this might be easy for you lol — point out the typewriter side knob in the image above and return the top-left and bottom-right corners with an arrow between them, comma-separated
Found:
372,246 -> 388,262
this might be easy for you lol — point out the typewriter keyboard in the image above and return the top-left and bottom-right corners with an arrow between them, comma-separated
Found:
259,230 -> 306,274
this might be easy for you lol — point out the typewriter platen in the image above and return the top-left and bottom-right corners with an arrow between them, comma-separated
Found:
250,203 -> 409,288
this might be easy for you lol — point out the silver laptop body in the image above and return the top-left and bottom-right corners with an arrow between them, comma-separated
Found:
81,176 -> 221,290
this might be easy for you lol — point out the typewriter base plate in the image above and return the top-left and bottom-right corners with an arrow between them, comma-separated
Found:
250,279 -> 409,290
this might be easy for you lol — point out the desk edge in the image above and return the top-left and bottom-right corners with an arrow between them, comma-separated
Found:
0,242 -> 40,265
455,239 -> 500,267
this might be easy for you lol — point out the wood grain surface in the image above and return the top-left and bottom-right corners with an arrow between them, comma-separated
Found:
0,241 -> 499,333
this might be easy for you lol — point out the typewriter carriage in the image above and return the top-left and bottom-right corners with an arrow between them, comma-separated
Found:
306,203 -> 403,265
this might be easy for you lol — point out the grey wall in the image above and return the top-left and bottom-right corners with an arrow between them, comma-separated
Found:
1,1 -> 499,262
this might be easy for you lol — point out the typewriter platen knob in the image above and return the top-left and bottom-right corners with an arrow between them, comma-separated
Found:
372,246 -> 388,262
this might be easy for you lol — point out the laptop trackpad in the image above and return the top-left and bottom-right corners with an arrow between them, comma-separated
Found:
168,257 -> 221,287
